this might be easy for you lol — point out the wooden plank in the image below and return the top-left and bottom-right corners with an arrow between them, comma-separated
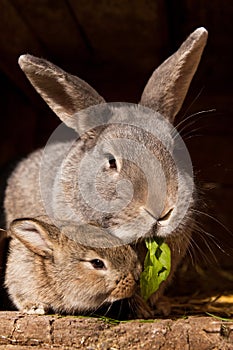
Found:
0,312 -> 232,348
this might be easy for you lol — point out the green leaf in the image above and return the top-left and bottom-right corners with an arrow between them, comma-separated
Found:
140,238 -> 171,301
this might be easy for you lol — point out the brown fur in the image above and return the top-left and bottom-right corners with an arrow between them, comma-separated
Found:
5,218 -> 147,315
4,28 -> 208,312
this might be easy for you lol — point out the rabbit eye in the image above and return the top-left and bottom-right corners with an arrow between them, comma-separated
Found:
90,259 -> 106,270
109,158 -> 116,169
105,153 -> 117,169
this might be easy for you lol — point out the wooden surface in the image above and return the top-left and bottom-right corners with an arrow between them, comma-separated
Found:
0,312 -> 232,349
0,0 -> 232,313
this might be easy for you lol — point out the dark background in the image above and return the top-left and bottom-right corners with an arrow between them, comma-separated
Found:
0,0 -> 233,307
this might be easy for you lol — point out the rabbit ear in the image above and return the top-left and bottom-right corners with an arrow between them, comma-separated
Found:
9,219 -> 57,257
18,55 -> 105,130
140,27 -> 208,123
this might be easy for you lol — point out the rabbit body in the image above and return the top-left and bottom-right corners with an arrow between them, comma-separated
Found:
5,218 -> 145,315
4,28 -> 208,310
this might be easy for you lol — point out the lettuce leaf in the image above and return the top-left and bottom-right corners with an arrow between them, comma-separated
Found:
140,238 -> 171,301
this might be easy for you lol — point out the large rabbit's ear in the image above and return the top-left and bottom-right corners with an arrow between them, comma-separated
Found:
18,55 -> 105,130
140,27 -> 208,123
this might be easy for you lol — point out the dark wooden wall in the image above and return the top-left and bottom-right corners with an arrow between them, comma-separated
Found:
0,0 -> 232,294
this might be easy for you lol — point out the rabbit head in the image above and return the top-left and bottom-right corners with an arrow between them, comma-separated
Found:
5,218 -> 143,314
18,28 -> 208,244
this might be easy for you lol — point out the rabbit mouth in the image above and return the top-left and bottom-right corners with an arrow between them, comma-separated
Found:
107,275 -> 137,302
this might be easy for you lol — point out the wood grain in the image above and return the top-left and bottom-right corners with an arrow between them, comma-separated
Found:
0,312 -> 233,349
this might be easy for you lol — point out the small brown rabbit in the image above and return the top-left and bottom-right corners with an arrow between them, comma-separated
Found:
5,218 -> 152,316
4,28 -> 208,308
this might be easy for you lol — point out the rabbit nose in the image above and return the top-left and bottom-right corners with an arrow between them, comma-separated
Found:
143,207 -> 158,222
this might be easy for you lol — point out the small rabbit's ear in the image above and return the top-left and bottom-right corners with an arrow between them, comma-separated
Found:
9,219 -> 57,257
140,27 -> 208,123
18,55 -> 105,130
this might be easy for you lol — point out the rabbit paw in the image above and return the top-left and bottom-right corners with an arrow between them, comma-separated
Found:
22,303 -> 46,315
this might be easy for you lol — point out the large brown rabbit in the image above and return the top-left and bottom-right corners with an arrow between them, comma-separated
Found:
4,28 -> 208,309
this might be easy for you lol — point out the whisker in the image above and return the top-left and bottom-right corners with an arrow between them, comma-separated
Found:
175,103 -> 214,131
103,301 -> 114,317
193,212 -> 231,255
181,126 -> 205,139
195,224 -> 225,246
187,234 -> 217,265
88,308 -> 100,317
190,236 -> 218,266
196,233 -> 219,264
199,228 -> 228,255
128,295 -> 144,319
185,218 -> 221,265
174,109 -> 216,138
186,239 -> 195,265
128,297 -> 138,319
128,298 -> 134,316
192,209 -> 232,235
188,212 -> 231,267
88,297 -> 111,317
183,133 -> 203,142
180,87 -> 205,120
116,299 -> 123,320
